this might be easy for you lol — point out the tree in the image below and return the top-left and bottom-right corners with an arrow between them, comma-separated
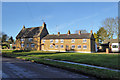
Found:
102,17 -> 118,39
93,32 -> 99,43
2,33 -> 8,42
8,36 -> 14,44
75,29 -> 87,34
97,27 -> 108,43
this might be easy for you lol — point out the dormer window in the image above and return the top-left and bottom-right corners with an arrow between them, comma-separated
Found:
50,39 -> 53,43
21,39 -> 24,42
71,39 -> 75,43
29,38 -> 33,42
60,39 -> 64,43
83,39 -> 87,43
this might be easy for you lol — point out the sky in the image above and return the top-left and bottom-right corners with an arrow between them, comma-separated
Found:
2,2 -> 118,40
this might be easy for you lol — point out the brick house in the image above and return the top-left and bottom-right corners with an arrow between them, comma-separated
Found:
16,22 -> 49,50
41,30 -> 96,53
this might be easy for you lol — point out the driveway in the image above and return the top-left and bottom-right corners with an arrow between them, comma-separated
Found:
2,57 -> 95,79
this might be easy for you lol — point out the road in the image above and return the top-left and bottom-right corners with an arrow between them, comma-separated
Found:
2,57 -> 95,79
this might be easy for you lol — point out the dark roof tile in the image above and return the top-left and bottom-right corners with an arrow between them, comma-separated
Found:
16,26 -> 42,39
43,33 -> 91,39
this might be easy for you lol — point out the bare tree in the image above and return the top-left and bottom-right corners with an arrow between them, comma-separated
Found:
102,17 -> 118,39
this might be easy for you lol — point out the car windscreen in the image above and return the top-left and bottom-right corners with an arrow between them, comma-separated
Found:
112,45 -> 118,48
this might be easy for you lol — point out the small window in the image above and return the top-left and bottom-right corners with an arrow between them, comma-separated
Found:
71,45 -> 75,49
66,45 -> 69,48
43,39 -> 45,43
83,45 -> 87,49
29,38 -> 33,42
31,43 -> 35,48
21,44 -> 24,47
78,45 -> 81,49
26,44 -> 29,48
55,45 -> 58,48
61,45 -> 64,48
55,39 -> 58,43
60,39 -> 64,43
21,39 -> 24,42
71,39 -> 75,43
83,39 -> 87,43
50,45 -> 53,48
50,39 -> 53,43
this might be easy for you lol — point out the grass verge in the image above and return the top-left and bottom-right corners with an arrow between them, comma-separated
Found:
2,50 -> 120,79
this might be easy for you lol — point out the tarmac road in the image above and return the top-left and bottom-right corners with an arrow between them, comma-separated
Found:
2,57 -> 95,79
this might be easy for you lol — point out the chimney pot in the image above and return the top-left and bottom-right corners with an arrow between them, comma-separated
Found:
91,30 -> 93,34
22,25 -> 25,30
58,32 -> 60,36
42,22 -> 46,28
67,30 -> 71,35
78,30 -> 81,35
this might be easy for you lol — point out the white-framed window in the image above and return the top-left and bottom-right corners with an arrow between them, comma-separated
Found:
43,39 -> 45,43
71,39 -> 75,43
83,45 -> 87,49
31,43 -> 35,48
55,45 -> 58,48
50,39 -> 53,43
78,45 -> 81,49
83,39 -> 87,43
26,44 -> 29,48
50,45 -> 53,48
21,39 -> 24,42
29,38 -> 33,42
71,45 -> 75,49
55,39 -> 58,43
21,44 -> 24,47
61,45 -> 63,48
60,39 -> 64,43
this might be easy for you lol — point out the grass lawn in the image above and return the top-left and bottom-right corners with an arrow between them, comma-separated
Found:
2,50 -> 120,79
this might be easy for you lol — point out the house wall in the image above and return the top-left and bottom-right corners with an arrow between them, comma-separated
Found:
16,37 -> 39,50
41,39 -> 93,53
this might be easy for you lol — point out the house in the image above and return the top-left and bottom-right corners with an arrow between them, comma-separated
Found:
16,22 -> 49,50
41,30 -> 96,53
101,39 -> 120,52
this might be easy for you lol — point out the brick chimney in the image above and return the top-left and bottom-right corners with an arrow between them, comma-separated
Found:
90,30 -> 93,34
58,32 -> 60,36
78,30 -> 81,35
22,25 -> 25,30
67,30 -> 71,35
42,22 -> 46,28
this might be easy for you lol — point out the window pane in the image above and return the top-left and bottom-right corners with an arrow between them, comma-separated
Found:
43,40 -> 45,43
55,39 -> 58,43
61,45 -> 63,48
55,45 -> 58,48
71,39 -> 75,43
78,45 -> 81,49
50,39 -> 53,43
71,45 -> 75,49
50,45 -> 53,48
60,39 -> 64,43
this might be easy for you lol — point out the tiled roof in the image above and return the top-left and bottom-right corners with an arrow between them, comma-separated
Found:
43,33 -> 92,39
16,26 -> 42,39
